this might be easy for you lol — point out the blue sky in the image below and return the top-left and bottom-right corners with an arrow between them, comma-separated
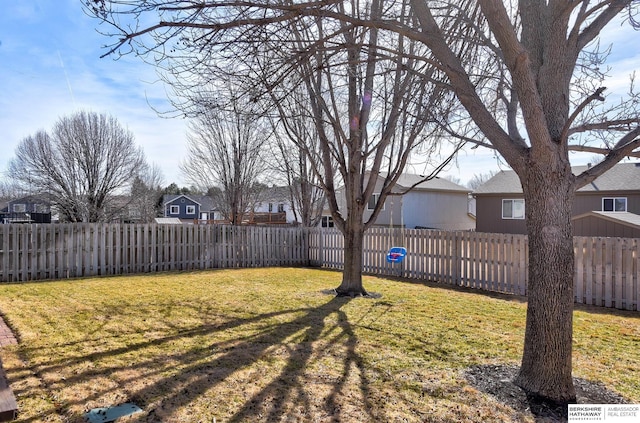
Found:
0,0 -> 188,186
1,1 -> 638,188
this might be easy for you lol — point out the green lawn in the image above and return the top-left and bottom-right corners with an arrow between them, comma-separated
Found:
0,268 -> 637,422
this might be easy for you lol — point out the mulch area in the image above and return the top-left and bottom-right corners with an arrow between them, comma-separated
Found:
0,315 -> 17,421
465,364 -> 630,422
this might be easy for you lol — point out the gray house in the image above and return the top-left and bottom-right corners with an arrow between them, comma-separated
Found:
1,194 -> 52,224
163,194 -> 219,223
331,173 -> 475,230
473,162 -> 640,237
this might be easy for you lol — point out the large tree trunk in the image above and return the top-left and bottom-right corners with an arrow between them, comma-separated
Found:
515,163 -> 577,403
335,225 -> 367,297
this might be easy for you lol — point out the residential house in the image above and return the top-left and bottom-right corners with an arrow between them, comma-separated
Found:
251,186 -> 298,225
328,173 -> 475,230
163,190 -> 295,225
163,194 -> 221,223
473,162 -> 640,237
0,194 -> 52,224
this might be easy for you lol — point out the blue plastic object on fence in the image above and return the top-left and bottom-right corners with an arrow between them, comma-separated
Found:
386,246 -> 407,263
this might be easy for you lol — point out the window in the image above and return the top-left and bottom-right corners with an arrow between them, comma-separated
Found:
321,215 -> 334,228
170,205 -> 180,215
268,203 -> 273,212
602,197 -> 626,212
186,205 -> 196,215
12,204 -> 26,213
367,193 -> 384,211
277,203 -> 285,213
502,199 -> 525,219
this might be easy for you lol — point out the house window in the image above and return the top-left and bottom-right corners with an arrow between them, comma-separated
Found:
602,197 -> 626,212
367,193 -> 384,211
186,205 -> 196,215
321,215 -> 334,228
277,203 -> 285,213
12,204 -> 26,213
170,205 -> 180,215
502,199 -> 525,219
268,203 -> 273,212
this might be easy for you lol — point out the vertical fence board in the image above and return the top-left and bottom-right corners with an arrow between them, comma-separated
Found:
622,239 -> 637,310
613,239 -> 622,309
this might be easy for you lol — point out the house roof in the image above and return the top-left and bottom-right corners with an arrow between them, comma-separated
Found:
392,174 -> 471,193
163,194 -> 216,211
259,186 -> 290,203
7,193 -> 53,205
473,162 -> 640,195
163,194 -> 202,206
572,211 -> 640,229
154,217 -> 183,224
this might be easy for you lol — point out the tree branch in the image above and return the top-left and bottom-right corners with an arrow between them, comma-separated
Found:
575,126 -> 640,188
561,86 -> 606,140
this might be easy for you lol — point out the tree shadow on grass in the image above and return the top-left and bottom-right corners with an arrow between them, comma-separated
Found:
132,294 -> 378,422
226,295 -> 374,423
14,294 -> 380,422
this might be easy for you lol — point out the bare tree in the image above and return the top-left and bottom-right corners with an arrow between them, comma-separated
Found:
86,0 -> 463,296
181,92 -> 270,225
258,2 -> 463,294
268,115 -> 327,227
130,163 -> 165,222
9,111 -> 147,222
405,0 -> 639,403
467,171 -> 498,190
85,0 -> 640,402
0,179 -> 20,200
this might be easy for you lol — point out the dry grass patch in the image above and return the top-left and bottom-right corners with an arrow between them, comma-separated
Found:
0,268 -> 636,422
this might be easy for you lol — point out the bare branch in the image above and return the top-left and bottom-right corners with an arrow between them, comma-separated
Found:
575,126 -> 640,187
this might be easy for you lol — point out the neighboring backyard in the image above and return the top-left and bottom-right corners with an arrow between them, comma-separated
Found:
0,267 -> 637,422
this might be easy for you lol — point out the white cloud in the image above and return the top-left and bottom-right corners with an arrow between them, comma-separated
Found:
0,1 -> 188,185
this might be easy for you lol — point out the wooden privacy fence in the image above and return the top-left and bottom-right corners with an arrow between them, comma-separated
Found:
308,228 -> 639,311
308,228 -> 529,294
0,223 -> 307,282
0,224 -> 638,310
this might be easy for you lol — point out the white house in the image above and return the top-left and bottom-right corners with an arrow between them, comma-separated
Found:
252,186 -> 298,224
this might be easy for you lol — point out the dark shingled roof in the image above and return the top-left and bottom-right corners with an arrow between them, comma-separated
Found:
163,194 -> 216,211
473,162 -> 640,195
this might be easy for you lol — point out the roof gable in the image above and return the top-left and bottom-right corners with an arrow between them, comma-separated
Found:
163,194 -> 202,206
374,173 -> 470,193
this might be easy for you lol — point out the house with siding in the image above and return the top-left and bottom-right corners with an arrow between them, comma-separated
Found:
0,194 -> 52,224
163,190 -> 298,225
331,173 -> 475,230
163,194 -> 220,223
251,186 -> 297,225
473,162 -> 640,237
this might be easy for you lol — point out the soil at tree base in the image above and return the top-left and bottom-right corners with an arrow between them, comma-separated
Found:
465,364 -> 629,422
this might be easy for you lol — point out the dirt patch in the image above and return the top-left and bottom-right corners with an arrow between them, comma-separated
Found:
465,364 -> 629,422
